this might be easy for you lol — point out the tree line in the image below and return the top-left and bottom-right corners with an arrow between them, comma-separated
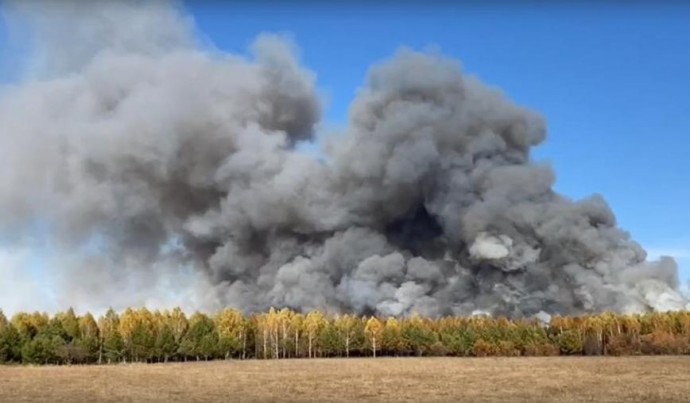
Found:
1,307 -> 689,365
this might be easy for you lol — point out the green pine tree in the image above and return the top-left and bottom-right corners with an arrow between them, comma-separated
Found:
155,324 -> 177,363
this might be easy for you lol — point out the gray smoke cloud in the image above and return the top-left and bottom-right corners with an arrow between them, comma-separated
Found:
0,0 -> 687,317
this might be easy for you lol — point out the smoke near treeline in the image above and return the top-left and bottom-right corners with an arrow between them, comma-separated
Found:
0,0 -> 687,317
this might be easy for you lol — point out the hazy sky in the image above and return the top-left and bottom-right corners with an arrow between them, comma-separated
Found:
0,1 -> 688,314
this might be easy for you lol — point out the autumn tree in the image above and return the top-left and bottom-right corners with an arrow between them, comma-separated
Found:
169,308 -> 189,345
334,314 -> 360,358
266,308 -> 281,359
364,317 -> 383,358
180,313 -> 217,361
132,309 -> 157,362
403,314 -> 437,356
118,308 -> 138,362
12,312 -> 47,341
289,312 -> 304,358
20,315 -> 65,365
4,306 -> 690,364
215,308 -> 246,359
318,318 -> 343,357
254,312 -> 270,359
382,318 -> 408,356
278,308 -> 292,358
99,308 -> 124,363
305,311 -> 326,358
78,313 -> 100,363
58,308 -> 80,343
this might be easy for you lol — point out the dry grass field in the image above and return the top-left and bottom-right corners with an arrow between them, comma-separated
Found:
1,356 -> 689,403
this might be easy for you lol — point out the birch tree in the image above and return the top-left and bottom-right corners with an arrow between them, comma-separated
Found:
365,317 -> 383,358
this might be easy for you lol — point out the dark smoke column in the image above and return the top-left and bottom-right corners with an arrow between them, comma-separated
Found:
0,0 -> 686,316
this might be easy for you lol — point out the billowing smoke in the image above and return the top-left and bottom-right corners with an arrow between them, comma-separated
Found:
0,0 -> 687,317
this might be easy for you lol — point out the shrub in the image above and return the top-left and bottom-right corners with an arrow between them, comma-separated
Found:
641,331 -> 682,355
583,333 -> 603,356
428,341 -> 450,357
472,339 -> 498,357
605,334 -> 637,356
555,330 -> 583,355
496,341 -> 520,356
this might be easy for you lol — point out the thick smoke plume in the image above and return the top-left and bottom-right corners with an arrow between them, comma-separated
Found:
0,0 -> 687,317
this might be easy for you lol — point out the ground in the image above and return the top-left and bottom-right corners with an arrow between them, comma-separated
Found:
1,356 -> 689,402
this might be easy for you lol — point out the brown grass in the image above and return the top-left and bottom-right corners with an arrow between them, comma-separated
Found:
1,356 -> 689,402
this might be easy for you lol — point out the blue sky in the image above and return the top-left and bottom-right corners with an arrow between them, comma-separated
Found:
0,1 -> 688,306
185,1 -> 690,283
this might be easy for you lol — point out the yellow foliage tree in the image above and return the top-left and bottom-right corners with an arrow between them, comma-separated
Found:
365,317 -> 384,358
305,311 -> 326,358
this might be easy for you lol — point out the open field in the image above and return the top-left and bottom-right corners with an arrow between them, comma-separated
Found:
1,356 -> 690,403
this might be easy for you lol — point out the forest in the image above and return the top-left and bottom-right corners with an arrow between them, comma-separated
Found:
1,308 -> 689,365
